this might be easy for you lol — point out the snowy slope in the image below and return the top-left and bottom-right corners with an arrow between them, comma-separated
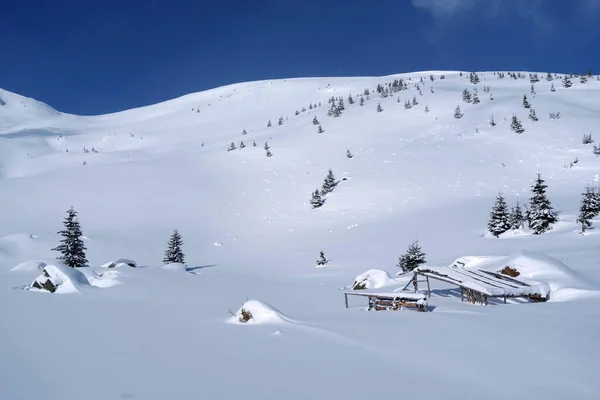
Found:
1,71 -> 600,400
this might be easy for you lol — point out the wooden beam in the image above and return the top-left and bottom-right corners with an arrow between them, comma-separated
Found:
344,292 -> 348,309
426,276 -> 431,299
460,287 -> 464,302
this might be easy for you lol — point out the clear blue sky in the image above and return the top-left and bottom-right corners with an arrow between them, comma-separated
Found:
1,0 -> 598,115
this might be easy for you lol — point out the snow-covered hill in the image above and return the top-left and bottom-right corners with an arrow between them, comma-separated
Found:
1,71 -> 600,400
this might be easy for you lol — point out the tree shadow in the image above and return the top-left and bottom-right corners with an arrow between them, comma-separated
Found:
186,264 -> 217,272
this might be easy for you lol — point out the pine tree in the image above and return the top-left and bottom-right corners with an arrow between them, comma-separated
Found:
425,105 -> 430,113
546,72 -> 553,81
359,97 -> 365,106
454,105 -> 463,119
163,229 -> 185,264
511,115 -> 525,134
487,192 -> 511,237
510,199 -> 524,230
337,97 -> 345,112
316,250 -> 329,266
242,129 -> 247,135
310,189 -> 324,208
253,140 -> 257,147
550,83 -> 556,92
404,100 -> 412,109
321,169 -> 336,194
52,207 -> 88,268
278,116 -> 284,125
295,110 -> 300,116
562,76 -> 572,88
529,108 -> 538,121
313,116 -> 319,125
528,173 -> 558,234
309,104 -> 313,110
317,124 -> 324,133
266,149 -> 273,157
522,95 -> 530,108
267,120 -> 272,127
577,185 -> 597,233
348,94 -> 354,104
412,96 -> 418,106
397,240 -> 426,273
490,114 -> 496,126
346,149 -> 353,158
462,88 -> 472,103
240,141 -> 246,149
227,141 -> 236,151
264,142 -> 270,151
376,102 -> 383,112
582,133 -> 593,145
472,93 -> 480,104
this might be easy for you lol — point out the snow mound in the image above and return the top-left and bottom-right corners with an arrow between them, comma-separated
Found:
29,265 -> 91,294
352,269 -> 394,290
99,259 -> 137,268
84,269 -> 122,288
10,260 -> 48,272
227,300 -> 294,325
161,262 -> 187,271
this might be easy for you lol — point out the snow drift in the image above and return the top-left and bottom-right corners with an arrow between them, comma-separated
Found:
227,300 -> 295,325
351,269 -> 395,290
29,265 -> 91,294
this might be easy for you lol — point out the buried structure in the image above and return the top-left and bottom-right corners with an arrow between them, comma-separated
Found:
404,260 -> 551,305
344,291 -> 428,312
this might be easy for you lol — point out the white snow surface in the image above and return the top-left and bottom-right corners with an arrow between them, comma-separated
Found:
352,268 -> 395,289
2,71 -> 600,399
227,300 -> 294,325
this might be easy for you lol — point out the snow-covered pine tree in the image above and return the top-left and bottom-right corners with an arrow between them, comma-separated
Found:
529,108 -> 538,121
412,96 -> 418,106
530,84 -> 536,95
278,116 -> 284,125
321,169 -> 336,194
454,105 -> 463,119
337,97 -> 345,112
472,93 -> 480,104
317,124 -> 324,133
313,116 -> 319,125
528,173 -> 558,234
163,229 -> 185,264
522,94 -> 530,108
562,76 -> 572,88
462,88 -> 472,103
295,110 -> 300,116
397,240 -> 426,273
267,120 -> 272,127
550,83 -> 556,92
309,104 -> 313,110
310,189 -> 324,208
264,142 -> 270,151
52,207 -> 88,268
346,149 -> 353,158
577,184 -> 598,233
425,105 -> 430,113
348,94 -> 354,104
404,100 -> 411,109
266,149 -> 273,157
316,250 -> 329,266
594,145 -> 600,156
253,140 -> 257,147
359,97 -> 365,106
487,192 -> 511,237
511,115 -> 525,134
546,72 -> 553,81
227,141 -> 236,151
242,129 -> 247,135
582,133 -> 593,145
376,102 -> 383,112
510,199 -> 524,230
240,141 -> 245,148
490,114 -> 496,126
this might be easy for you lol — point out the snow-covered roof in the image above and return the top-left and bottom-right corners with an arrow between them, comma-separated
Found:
414,265 -> 550,298
345,291 -> 427,301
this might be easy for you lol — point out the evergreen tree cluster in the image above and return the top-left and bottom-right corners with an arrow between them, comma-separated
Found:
397,240 -> 426,273
310,169 -> 338,208
577,184 -> 600,233
511,115 -> 525,133
487,193 -> 525,237
582,133 -> 593,145
469,72 -> 480,84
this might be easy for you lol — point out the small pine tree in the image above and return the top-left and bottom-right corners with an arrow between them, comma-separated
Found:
321,169 -> 336,194
577,185 -> 597,233
253,140 -> 257,147
295,110 -> 300,116
528,108 -> 538,121
472,93 -> 480,104
412,96 -> 418,106
376,102 -> 383,112
359,97 -> 365,106
404,100 -> 412,109
348,94 -> 354,104
462,88 -> 472,103
522,95 -> 530,108
163,229 -> 185,264
490,114 -> 496,126
454,105 -> 463,119
242,129 -> 247,135
240,141 -> 246,148
425,105 -> 430,113
318,124 -> 324,133
337,97 -> 345,111
562,76 -> 572,88
397,240 -> 426,273
346,149 -> 353,158
227,142 -> 236,151
266,149 -> 273,157
582,133 -> 593,145
309,104 -> 313,110
52,207 -> 88,268
278,116 -> 284,125
267,120 -> 272,127
310,189 -> 324,208
593,144 -> 600,156
316,250 -> 329,266
313,116 -> 319,125
510,199 -> 524,230
511,115 -> 525,134
528,173 -> 558,234
487,192 -> 511,237
550,83 -> 556,92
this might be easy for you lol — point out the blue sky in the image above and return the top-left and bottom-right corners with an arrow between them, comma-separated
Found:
1,0 -> 598,115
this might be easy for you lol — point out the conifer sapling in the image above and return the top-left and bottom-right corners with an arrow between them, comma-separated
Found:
163,229 -> 185,264
52,207 -> 88,268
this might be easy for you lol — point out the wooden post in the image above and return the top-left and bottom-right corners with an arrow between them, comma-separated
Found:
503,295 -> 506,304
412,273 -> 419,292
344,293 -> 348,309
426,276 -> 431,299
460,287 -> 464,302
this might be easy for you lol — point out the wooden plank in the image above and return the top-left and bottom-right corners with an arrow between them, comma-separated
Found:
345,293 -> 348,309
426,276 -> 431,299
